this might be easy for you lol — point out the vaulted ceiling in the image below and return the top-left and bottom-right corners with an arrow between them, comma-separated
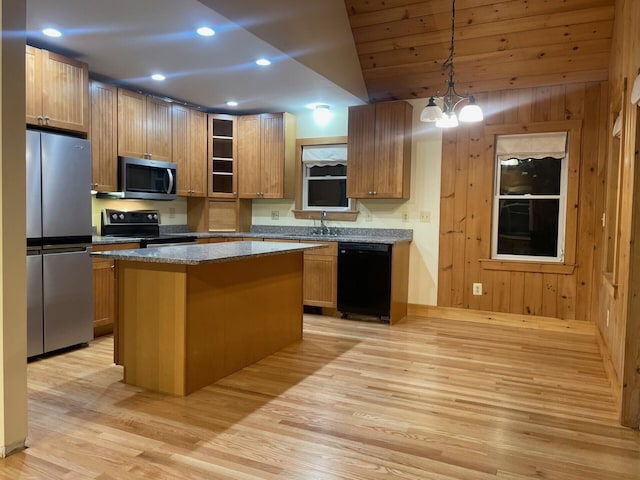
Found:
344,0 -> 616,103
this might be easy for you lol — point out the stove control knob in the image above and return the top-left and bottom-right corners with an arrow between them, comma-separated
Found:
147,214 -> 153,220
111,213 -> 118,220
153,214 -> 158,220
119,213 -> 124,220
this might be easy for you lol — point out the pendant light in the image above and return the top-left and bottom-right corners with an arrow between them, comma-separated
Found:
420,0 -> 484,127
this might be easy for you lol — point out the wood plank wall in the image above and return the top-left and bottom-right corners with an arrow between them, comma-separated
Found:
438,82 -> 608,322
599,0 -> 640,429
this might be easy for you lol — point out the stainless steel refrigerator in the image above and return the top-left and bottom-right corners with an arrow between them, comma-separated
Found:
26,130 -> 93,357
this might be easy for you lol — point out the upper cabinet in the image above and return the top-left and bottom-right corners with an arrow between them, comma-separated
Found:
237,112 -> 296,199
172,105 -> 207,197
347,101 -> 412,199
117,89 -> 172,162
209,114 -> 237,198
25,46 -> 89,134
89,81 -> 118,192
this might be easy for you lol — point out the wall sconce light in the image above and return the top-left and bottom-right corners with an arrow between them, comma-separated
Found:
313,104 -> 332,125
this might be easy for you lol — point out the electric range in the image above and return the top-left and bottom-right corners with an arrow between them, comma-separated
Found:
101,209 -> 197,248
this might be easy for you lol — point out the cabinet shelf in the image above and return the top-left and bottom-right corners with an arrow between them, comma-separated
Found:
208,114 -> 237,197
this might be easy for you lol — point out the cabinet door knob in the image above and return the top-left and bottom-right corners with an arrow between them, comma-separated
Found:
368,191 -> 373,195
44,115 -> 50,124
373,191 -> 377,195
37,115 -> 44,124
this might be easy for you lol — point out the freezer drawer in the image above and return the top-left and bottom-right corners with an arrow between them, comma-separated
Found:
43,248 -> 93,352
27,253 -> 44,357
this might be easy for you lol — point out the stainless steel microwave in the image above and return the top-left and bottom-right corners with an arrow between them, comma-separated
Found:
118,156 -> 177,200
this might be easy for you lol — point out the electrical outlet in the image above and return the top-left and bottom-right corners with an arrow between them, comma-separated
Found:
606,309 -> 610,327
402,212 -> 408,222
168,207 -> 176,219
420,211 -> 431,223
271,210 -> 279,220
472,283 -> 482,296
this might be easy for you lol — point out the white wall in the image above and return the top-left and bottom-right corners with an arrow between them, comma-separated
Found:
252,99 -> 443,305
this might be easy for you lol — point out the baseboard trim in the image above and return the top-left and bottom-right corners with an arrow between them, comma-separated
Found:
594,323 -> 622,413
1,439 -> 26,458
407,304 -> 596,334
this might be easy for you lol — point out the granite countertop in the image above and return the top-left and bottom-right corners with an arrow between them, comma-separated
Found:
92,226 -> 413,246
91,240 -> 323,265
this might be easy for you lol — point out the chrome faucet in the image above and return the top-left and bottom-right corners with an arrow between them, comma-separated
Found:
320,210 -> 329,235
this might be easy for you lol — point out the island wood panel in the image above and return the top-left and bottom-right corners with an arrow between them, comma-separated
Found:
438,82 -> 607,321
119,262 -> 187,395
118,252 -> 304,396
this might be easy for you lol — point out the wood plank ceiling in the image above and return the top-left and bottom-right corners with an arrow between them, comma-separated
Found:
344,0 -> 616,103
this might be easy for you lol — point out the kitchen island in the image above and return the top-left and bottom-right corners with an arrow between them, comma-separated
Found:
92,241 -> 320,395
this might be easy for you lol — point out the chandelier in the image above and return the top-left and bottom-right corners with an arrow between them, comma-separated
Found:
420,0 -> 483,128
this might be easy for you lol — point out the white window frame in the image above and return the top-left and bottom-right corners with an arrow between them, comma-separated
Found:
491,132 -> 569,263
301,143 -> 351,212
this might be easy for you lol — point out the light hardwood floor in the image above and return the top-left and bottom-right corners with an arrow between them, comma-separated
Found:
2,314 -> 639,479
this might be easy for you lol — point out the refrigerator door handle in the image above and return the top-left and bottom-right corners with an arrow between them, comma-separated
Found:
165,168 -> 174,194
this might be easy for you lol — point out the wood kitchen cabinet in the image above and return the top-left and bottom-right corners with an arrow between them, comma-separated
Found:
237,112 -> 296,199
118,88 -> 172,162
172,105 -> 207,197
92,242 -> 139,339
209,113 -> 237,198
25,45 -> 89,134
302,241 -> 337,308
89,81 -> 118,192
347,101 -> 412,199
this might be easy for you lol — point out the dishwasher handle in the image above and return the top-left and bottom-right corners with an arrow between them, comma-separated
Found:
338,242 -> 391,254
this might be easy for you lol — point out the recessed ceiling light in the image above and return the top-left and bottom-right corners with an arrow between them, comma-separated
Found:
42,28 -> 62,38
151,73 -> 166,81
256,58 -> 271,66
196,27 -> 215,37
226,100 -> 238,107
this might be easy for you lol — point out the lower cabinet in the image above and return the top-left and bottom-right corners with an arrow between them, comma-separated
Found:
92,243 -> 139,341
301,241 -> 337,308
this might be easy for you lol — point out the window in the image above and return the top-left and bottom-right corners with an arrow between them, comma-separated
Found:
293,136 -> 358,221
492,132 -> 568,262
302,144 -> 350,211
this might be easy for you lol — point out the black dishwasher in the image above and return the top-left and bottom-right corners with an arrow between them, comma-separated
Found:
337,242 -> 392,321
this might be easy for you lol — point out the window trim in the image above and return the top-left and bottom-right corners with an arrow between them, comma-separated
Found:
293,136 -> 359,221
491,139 -> 569,263
484,120 -> 582,266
